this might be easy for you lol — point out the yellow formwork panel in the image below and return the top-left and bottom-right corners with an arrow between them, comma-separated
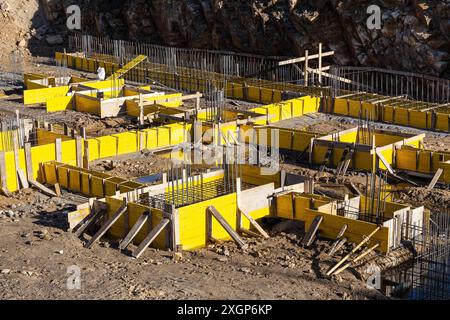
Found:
361,102 -> 377,120
378,148 -> 394,171
36,129 -> 72,146
4,151 -> 18,191
280,102 -> 293,120
61,140 -> 78,166
30,144 -> 56,181
43,162 -> 58,185
276,194 -> 294,219
348,100 -> 362,118
383,106 -> 395,123
417,151 -> 432,173
143,129 -> 158,149
247,86 -> 261,102
301,208 -> 389,253
241,165 -> 280,187
266,104 -> 280,123
69,169 -> 81,192
106,197 -> 166,249
409,110 -> 427,129
373,132 -> 402,146
157,127 -> 171,147
339,131 -> 358,143
261,88 -> 275,104
178,193 -> 237,250
334,99 -> 349,115
395,148 -> 417,171
104,177 -> 126,196
394,107 -> 409,126
91,176 -> 105,198
81,79 -> 125,90
112,132 -> 138,155
227,83 -> 244,100
96,136 -> 118,158
24,86 -> 70,105
435,113 -> 450,132
81,172 -> 91,195
75,95 -> 101,116
57,166 -> 69,189
292,132 -> 316,152
46,96 -> 74,112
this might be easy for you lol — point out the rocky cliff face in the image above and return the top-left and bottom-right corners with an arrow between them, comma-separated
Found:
39,0 -> 449,77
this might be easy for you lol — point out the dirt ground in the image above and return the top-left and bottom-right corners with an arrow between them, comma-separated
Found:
0,190 -> 386,300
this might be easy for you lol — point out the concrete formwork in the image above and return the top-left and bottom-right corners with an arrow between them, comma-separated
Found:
274,192 -> 428,253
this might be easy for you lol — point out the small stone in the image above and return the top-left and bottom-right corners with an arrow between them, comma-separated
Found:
173,252 -> 183,262
1,269 -> 11,274
56,250 -> 64,255
17,39 -> 27,48
216,257 -> 228,262
240,267 -> 251,274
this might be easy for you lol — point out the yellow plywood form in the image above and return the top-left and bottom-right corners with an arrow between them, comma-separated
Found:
74,94 -> 101,115
24,73 -> 47,89
274,192 -> 389,252
41,162 -> 146,198
81,79 -> 125,90
24,86 -> 70,105
36,129 -> 72,145
46,96 -> 74,112
302,208 -> 389,253
106,55 -> 147,80
178,193 -> 237,250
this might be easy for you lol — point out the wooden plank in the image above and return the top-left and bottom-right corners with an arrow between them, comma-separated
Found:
376,149 -> 394,174
427,168 -> 443,190
328,224 -> 348,255
329,237 -> 347,256
346,182 -> 362,196
0,151 -> 7,190
301,215 -> 323,247
85,203 -> 128,248
326,226 -> 381,276
119,211 -> 150,250
54,182 -> 62,196
83,140 -> 90,169
140,93 -> 203,107
132,218 -> 170,259
24,143 -> 33,181
76,136 -> 83,167
239,208 -> 269,239
333,243 -> 380,275
74,208 -> 106,237
28,179 -> 57,197
278,50 -> 334,66
207,206 -> 247,249
55,138 -> 62,162
17,169 -> 29,189
12,131 -> 20,188
318,144 -> 334,176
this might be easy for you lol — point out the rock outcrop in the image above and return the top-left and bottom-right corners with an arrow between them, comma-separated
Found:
39,0 -> 449,77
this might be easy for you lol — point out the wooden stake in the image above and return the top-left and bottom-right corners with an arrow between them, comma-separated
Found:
55,138 -> 62,162
85,202 -> 128,248
326,226 -> 381,276
24,143 -> 33,181
132,218 -> 170,259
